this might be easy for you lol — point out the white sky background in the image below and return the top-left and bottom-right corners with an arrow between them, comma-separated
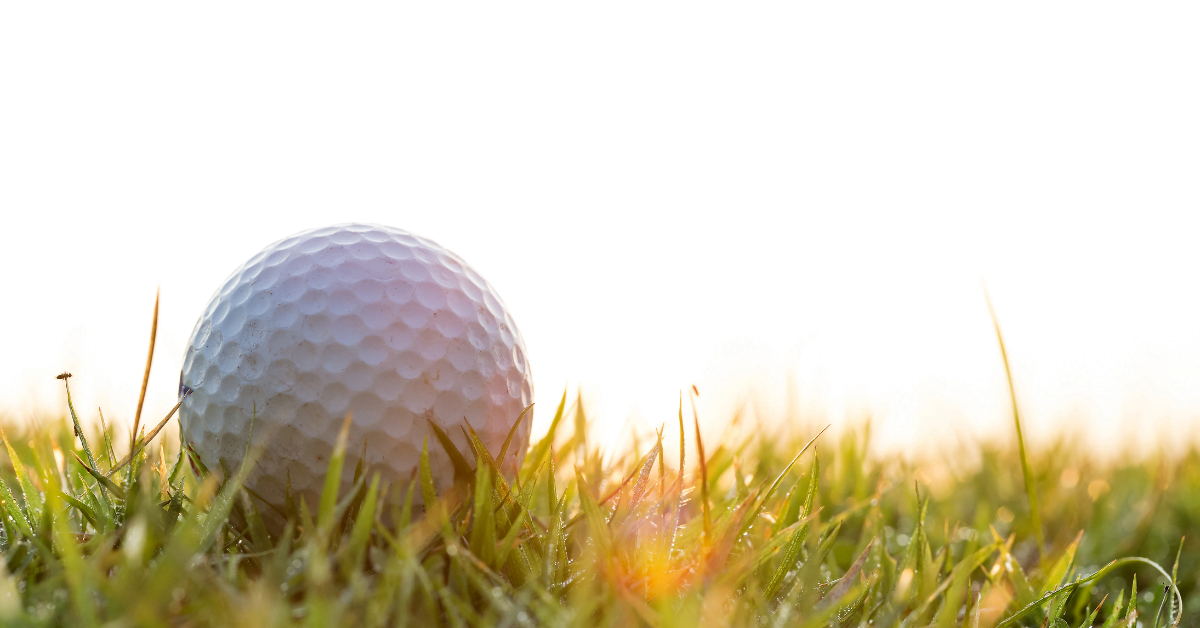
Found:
1,4 -> 1198,458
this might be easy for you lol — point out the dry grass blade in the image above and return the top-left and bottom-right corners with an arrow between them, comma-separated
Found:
105,393 -> 188,477
823,539 -> 873,606
705,487 -> 761,576
129,288 -> 159,467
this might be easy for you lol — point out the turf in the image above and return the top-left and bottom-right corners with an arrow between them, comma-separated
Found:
0,301 -> 1193,628
0,377 -> 1194,628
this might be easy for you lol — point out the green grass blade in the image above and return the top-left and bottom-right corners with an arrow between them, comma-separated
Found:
468,463 -> 496,567
0,472 -> 34,538
0,430 -> 41,526
59,374 -> 100,472
1100,591 -> 1125,628
60,493 -> 100,531
240,489 -> 273,552
71,451 -> 126,500
691,392 -> 712,544
318,413 -> 353,529
1040,531 -> 1083,596
495,500 -> 531,567
398,478 -> 416,529
1076,596 -> 1108,628
346,472 -> 380,573
497,404 -> 534,469
763,455 -> 819,599
996,557 -> 1180,628
574,465 -> 612,556
521,387 -> 568,480
44,477 -> 96,627
426,419 -> 473,482
738,425 -> 828,540
986,292 -> 1045,555
420,436 -> 437,508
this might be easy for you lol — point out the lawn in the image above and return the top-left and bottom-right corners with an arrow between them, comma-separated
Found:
0,374 -> 1194,627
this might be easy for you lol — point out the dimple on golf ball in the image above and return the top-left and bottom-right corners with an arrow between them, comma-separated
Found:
178,223 -> 533,522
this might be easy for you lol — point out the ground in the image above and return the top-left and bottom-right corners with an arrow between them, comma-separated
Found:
0,387 -> 1195,627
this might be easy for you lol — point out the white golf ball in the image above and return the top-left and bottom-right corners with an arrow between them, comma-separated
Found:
178,223 -> 533,522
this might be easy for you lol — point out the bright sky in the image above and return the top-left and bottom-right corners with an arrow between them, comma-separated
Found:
2,4 -> 1198,457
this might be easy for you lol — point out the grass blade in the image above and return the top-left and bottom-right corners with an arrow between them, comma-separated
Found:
664,394 -> 686,556
105,393 -> 188,477
468,462 -> 496,567
626,433 -> 663,516
0,467 -> 34,538
763,455 -> 819,599
318,413 -> 353,529
738,424 -> 828,540
495,500 -> 531,567
345,473 -> 380,572
58,374 -> 100,472
420,436 -> 437,508
427,419 -> 473,482
1040,530 -> 1083,596
60,493 -> 100,531
0,429 -> 42,526
71,451 -> 126,500
497,404 -> 534,469
521,387 -> 568,480
129,288 -> 159,474
985,290 -> 1045,556
691,391 -> 712,544
825,538 -> 873,607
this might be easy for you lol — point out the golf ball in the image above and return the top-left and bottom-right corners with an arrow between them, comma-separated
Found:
178,223 -> 533,523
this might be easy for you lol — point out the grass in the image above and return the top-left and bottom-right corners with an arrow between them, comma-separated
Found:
0,385 -> 1194,627
0,305 -> 1194,626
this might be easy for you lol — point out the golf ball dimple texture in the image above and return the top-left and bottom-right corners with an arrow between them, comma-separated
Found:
179,223 -> 532,522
